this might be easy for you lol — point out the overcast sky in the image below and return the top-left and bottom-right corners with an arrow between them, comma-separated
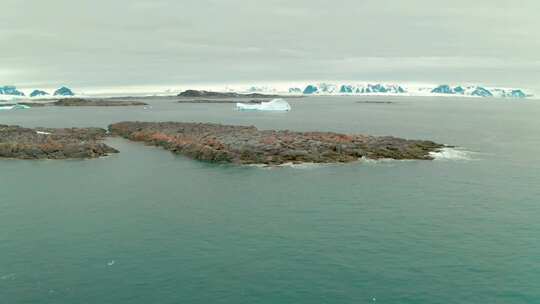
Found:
2,0 -> 539,90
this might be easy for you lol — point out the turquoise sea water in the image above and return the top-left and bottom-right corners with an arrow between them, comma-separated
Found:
1,96 -> 540,303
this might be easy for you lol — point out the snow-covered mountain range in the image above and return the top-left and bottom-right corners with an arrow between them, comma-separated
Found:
0,86 -> 75,100
1,83 -> 534,100
282,83 -> 531,98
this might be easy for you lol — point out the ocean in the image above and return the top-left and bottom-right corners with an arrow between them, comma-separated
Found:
1,96 -> 539,303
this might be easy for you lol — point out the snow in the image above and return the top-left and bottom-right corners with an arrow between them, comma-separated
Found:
236,98 -> 291,111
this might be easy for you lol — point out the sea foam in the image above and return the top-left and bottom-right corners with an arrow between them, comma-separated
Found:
429,148 -> 473,161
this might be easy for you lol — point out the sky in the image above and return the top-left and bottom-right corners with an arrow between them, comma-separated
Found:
1,0 -> 540,91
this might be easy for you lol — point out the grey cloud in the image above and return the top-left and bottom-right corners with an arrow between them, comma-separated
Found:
1,0 -> 539,89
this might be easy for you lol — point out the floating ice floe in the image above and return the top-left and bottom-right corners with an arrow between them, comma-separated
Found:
0,104 -> 31,111
236,98 -> 291,111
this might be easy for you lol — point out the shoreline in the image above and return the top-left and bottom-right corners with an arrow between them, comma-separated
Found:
0,122 -> 446,164
108,121 -> 445,165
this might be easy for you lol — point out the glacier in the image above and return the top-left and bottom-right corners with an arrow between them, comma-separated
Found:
236,98 -> 291,111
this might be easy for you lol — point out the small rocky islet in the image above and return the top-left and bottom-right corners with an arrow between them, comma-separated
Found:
0,125 -> 118,159
108,122 -> 445,165
177,90 -> 282,98
0,122 -> 445,163
51,98 -> 148,107
7,98 -> 149,107
177,90 -> 295,104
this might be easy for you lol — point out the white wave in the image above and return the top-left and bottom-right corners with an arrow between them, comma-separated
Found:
276,162 -> 328,169
246,162 -> 340,169
429,148 -> 472,161
1,273 -> 16,280
361,157 -> 410,163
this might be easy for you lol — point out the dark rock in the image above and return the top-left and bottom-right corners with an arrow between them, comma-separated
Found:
0,125 -> 118,159
53,98 -> 147,106
356,101 -> 395,104
109,122 -> 445,165
178,90 -> 280,98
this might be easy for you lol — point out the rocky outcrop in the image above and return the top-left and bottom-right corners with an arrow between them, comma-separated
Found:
178,90 -> 280,98
0,125 -> 118,159
52,98 -> 147,106
109,122 -> 444,165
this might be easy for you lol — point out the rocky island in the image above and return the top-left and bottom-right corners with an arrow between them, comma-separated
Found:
0,125 -> 118,159
6,98 -> 149,107
178,90 -> 281,98
109,122 -> 444,165
52,98 -> 148,107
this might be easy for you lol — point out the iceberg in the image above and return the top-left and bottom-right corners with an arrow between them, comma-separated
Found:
236,98 -> 291,111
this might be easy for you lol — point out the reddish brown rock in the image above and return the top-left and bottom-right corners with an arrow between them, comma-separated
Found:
109,121 -> 444,165
0,125 -> 118,159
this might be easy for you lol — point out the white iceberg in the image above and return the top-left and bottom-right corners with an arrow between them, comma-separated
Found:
236,98 -> 291,111
0,104 -> 30,111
